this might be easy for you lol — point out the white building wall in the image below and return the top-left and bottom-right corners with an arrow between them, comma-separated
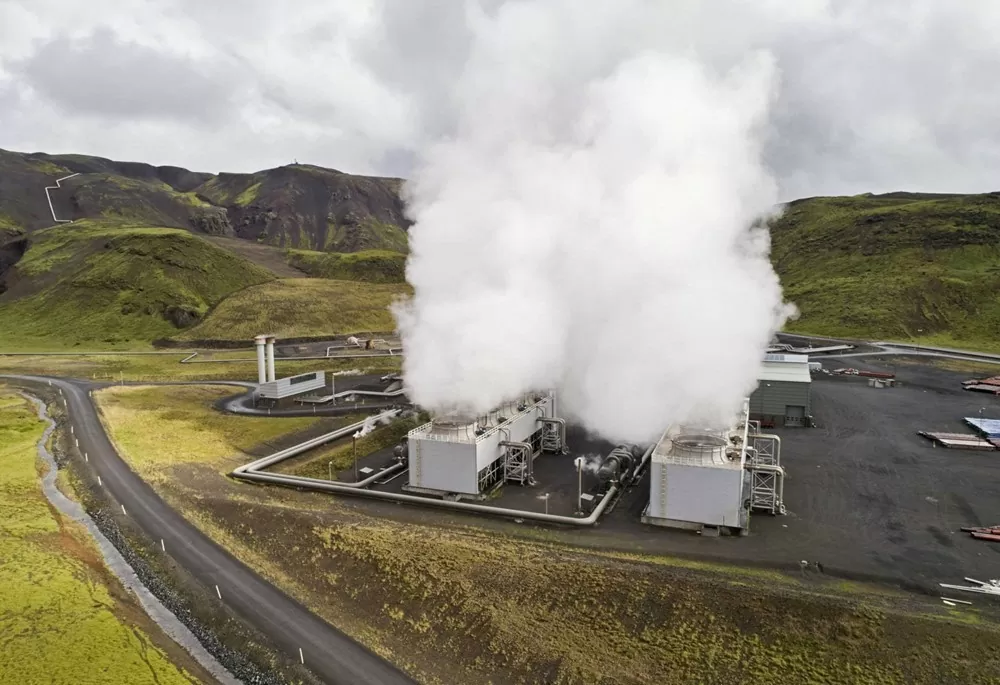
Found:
648,462 -> 744,527
409,438 -> 478,494
258,371 -> 326,399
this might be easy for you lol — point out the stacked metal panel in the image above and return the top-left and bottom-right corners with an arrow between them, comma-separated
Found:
918,431 -> 996,450
257,371 -> 327,400
964,417 -> 1000,439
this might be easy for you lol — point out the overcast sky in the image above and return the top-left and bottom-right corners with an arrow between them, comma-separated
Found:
1,0 -> 999,201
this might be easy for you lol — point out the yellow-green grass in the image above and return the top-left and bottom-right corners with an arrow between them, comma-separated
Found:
0,221 -> 273,348
0,390 -> 200,684
174,278 -> 410,342
0,349 -> 403,382
286,249 -> 406,283
94,385 -> 325,480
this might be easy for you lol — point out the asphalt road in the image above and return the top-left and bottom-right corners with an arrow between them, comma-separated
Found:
3,375 -> 415,685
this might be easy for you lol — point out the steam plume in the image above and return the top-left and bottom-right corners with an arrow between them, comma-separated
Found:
393,1 -> 795,444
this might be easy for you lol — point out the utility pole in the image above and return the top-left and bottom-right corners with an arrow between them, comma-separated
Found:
353,435 -> 358,482
574,457 -> 583,515
328,460 -> 334,482
541,493 -> 550,515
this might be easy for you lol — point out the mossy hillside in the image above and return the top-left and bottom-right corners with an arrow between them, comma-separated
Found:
69,174 -> 214,228
323,219 -> 409,253
0,215 -> 25,236
0,222 -> 274,347
0,149 -> 73,232
195,174 -> 263,207
0,391 -> 198,685
772,192 -> 1000,350
174,278 -> 409,341
286,248 -> 406,283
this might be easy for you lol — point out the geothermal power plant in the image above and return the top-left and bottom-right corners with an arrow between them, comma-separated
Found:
230,334 -> 810,536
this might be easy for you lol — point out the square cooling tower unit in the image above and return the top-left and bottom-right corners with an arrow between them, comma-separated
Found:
405,391 -> 562,498
642,400 -> 751,535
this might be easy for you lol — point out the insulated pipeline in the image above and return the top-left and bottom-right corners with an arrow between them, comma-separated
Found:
231,443 -> 656,527
233,468 -> 620,526
234,411 -> 400,473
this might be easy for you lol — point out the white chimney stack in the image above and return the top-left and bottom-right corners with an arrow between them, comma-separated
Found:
266,336 -> 276,382
254,335 -> 268,385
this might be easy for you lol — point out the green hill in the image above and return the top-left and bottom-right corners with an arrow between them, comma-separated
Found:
772,192 -> 1000,350
0,221 -> 273,348
286,249 -> 406,283
0,148 -> 410,254
195,165 -> 408,252
173,278 -> 410,343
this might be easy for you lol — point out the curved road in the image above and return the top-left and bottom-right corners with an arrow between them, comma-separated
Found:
3,375 -> 414,685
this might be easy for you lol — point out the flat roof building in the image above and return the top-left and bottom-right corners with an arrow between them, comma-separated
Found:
750,354 -> 812,427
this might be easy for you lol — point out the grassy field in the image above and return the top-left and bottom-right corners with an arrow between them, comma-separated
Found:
95,384 -> 1000,685
0,348 -> 403,383
0,221 -> 273,349
0,390 -> 204,684
174,278 -> 409,342
773,192 -> 1000,352
94,385 -> 328,481
286,249 -> 406,283
273,416 -> 420,478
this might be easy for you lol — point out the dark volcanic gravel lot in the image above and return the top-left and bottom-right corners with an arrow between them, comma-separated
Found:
587,355 -> 1000,593
264,357 -> 1000,594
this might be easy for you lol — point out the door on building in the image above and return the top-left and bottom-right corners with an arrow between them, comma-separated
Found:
784,405 -> 806,427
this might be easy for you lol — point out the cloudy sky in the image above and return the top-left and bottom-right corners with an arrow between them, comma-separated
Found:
1,0 -> 999,201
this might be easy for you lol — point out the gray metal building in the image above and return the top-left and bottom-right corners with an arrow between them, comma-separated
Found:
749,354 -> 812,427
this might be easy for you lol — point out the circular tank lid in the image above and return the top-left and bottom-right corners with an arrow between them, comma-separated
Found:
430,413 -> 477,429
674,434 -> 727,450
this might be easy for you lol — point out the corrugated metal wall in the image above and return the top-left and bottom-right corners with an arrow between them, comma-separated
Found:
749,380 -> 811,418
409,439 -> 477,494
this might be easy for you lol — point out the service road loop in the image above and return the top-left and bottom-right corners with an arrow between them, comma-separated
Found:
1,374 -> 415,685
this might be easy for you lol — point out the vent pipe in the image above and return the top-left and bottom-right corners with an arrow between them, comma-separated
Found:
254,335 -> 268,385
265,336 -> 276,382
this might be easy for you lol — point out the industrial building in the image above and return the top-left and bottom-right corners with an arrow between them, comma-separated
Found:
642,399 -> 786,535
258,371 -> 328,401
253,334 -> 327,402
642,400 -> 751,534
750,353 -> 812,427
405,391 -> 566,498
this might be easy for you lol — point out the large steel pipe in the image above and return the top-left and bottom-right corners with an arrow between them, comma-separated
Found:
265,336 -> 276,382
231,443 -> 654,527
254,335 -> 268,384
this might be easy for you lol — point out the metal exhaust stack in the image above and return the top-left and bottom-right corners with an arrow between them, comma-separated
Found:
254,335 -> 268,385
265,336 -> 276,382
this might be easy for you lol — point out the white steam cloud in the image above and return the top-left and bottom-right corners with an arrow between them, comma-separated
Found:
393,1 -> 796,444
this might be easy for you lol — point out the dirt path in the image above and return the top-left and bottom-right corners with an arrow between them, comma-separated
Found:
205,236 -> 308,278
